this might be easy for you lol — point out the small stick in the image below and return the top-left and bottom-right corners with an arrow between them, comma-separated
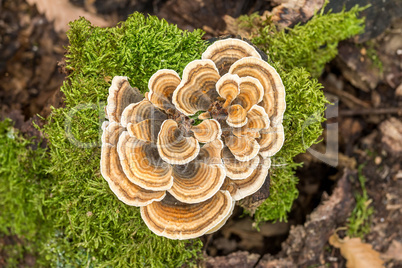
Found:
340,107 -> 402,116
325,86 -> 371,109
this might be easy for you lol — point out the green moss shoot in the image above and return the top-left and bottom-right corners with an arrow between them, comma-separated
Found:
0,119 -> 52,266
240,4 -> 366,77
346,164 -> 374,238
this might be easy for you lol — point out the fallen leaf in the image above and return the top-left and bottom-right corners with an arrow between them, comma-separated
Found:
267,0 -> 325,29
26,0 -> 110,32
381,240 -> 402,261
329,232 -> 384,268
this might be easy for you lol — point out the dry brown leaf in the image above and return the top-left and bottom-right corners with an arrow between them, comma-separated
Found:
26,0 -> 110,32
265,0 -> 324,29
381,240 -> 402,261
329,232 -> 384,268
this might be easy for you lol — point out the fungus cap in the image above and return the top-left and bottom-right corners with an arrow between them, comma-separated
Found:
120,99 -> 167,127
100,122 -> 166,206
222,147 -> 260,180
157,119 -> 200,165
234,76 -> 264,111
222,156 -> 271,201
148,69 -> 181,111
172,59 -> 220,116
141,191 -> 234,240
106,76 -> 144,122
233,105 -> 270,138
168,161 -> 226,204
227,104 -> 248,128
127,119 -> 163,142
215,73 -> 240,108
191,119 -> 222,143
196,138 -> 224,165
258,124 -> 285,158
229,57 -> 286,126
225,134 -> 260,162
117,131 -> 173,191
202,38 -> 262,75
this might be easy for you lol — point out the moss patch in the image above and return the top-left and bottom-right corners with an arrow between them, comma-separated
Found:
0,119 -> 51,266
239,4 -> 366,77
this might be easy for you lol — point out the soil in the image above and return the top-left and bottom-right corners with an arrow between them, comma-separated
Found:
1,0 -> 401,267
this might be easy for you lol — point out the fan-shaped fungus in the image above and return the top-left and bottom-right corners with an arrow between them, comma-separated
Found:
101,38 -> 286,239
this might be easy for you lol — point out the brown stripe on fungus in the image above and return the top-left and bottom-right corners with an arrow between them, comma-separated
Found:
117,131 -> 173,191
191,119 -> 222,143
172,60 -> 220,116
229,57 -> 286,126
221,156 -> 271,201
121,99 -> 167,127
101,122 -> 165,206
196,138 -> 224,165
202,38 -> 262,75
258,124 -> 285,158
226,104 -> 248,128
205,197 -> 235,234
168,138 -> 225,203
169,161 -> 226,204
221,177 -> 237,196
232,105 -> 270,138
225,134 -> 260,162
101,121 -> 121,146
106,76 -> 144,123
140,191 -> 234,240
157,119 -> 200,165
222,147 -> 260,180
215,73 -> 240,108
148,69 -> 181,111
127,119 -> 163,142
232,76 -> 264,111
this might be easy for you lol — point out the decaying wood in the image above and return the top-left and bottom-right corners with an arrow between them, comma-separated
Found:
238,174 -> 271,215
159,0 -> 324,38
257,169 -> 355,267
267,0 -> 324,29
379,117 -> 402,156
335,42 -> 383,93
204,251 -> 260,268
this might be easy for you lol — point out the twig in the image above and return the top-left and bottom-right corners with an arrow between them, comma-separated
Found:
325,85 -> 371,109
340,107 -> 402,116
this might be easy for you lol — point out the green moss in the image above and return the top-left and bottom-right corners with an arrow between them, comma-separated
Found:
0,119 -> 52,266
346,164 -> 374,238
240,4 -> 366,77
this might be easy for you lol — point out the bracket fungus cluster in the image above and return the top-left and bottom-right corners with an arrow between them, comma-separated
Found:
101,38 -> 286,240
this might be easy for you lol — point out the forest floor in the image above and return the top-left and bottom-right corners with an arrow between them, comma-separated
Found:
0,0 -> 401,267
